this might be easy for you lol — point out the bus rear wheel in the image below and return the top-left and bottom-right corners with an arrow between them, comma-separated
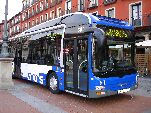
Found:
47,72 -> 60,94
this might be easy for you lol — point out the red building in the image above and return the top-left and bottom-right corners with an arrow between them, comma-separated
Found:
21,0 -> 151,31
8,12 -> 22,39
0,21 -> 4,41
20,0 -> 151,75
0,0 -> 151,42
98,0 -> 151,41
0,0 -> 150,74
21,0 -> 100,32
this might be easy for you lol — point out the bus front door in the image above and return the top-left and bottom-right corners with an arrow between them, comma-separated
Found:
64,38 -> 88,95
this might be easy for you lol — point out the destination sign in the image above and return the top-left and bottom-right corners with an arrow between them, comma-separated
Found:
105,28 -> 128,38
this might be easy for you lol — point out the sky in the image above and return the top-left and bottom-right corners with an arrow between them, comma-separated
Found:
0,0 -> 22,22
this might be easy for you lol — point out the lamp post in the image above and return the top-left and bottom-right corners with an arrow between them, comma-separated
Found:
0,0 -> 14,89
0,0 -> 10,57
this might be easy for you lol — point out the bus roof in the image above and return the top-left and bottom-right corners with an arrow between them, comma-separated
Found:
89,14 -> 134,30
12,12 -> 133,40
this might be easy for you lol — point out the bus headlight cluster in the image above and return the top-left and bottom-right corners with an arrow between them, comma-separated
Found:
95,86 -> 105,90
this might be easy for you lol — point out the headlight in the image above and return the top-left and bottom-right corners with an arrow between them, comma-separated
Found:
95,86 -> 105,90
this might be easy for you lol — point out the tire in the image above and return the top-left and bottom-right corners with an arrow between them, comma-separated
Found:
47,72 -> 60,94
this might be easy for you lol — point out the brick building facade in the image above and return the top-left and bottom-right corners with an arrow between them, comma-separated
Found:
0,0 -> 151,75
0,0 -> 151,41
0,21 -> 4,41
8,12 -> 22,39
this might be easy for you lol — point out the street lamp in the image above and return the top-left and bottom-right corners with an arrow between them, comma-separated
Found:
0,0 -> 14,89
0,0 -> 10,57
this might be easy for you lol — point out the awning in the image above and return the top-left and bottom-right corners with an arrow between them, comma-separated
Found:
136,40 -> 151,47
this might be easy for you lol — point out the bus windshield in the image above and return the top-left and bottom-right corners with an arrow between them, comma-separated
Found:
92,27 -> 136,78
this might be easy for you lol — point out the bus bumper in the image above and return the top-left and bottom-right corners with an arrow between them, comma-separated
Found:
88,84 -> 138,98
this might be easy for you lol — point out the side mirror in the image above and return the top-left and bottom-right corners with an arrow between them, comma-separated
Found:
93,28 -> 105,48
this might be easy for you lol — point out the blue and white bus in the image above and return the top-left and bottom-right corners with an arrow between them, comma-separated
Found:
12,12 -> 138,98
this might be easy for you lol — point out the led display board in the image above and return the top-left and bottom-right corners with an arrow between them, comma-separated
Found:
105,28 -> 128,38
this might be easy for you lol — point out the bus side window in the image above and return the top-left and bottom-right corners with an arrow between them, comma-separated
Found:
22,44 -> 29,63
47,35 -> 61,66
24,35 -> 61,66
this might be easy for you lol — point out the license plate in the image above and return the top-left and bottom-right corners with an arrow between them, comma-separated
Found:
118,88 -> 130,94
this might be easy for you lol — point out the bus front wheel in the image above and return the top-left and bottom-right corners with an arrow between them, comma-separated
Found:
47,72 -> 60,94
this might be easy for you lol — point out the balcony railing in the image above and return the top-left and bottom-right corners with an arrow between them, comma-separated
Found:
78,5 -> 85,12
40,7 -> 43,12
36,9 -> 40,14
36,21 -> 39,25
24,16 -> 28,21
31,0 -> 35,5
35,0 -> 39,2
22,4 -> 30,11
65,9 -> 72,14
15,20 -> 21,24
32,11 -> 35,16
132,14 -> 151,27
29,13 -> 32,18
44,3 -> 49,10
103,0 -> 117,5
50,1 -> 56,8
88,2 -> 98,9
56,0 -> 62,4
57,10 -> 64,17
132,18 -> 142,27
11,29 -> 21,35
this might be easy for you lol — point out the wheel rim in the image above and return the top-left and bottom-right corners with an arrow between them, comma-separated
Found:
49,76 -> 58,90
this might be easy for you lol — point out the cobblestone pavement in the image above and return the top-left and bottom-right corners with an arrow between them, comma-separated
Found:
22,77 -> 151,113
1,77 -> 151,113
0,80 -> 67,113
128,77 -> 151,97
0,91 -> 41,113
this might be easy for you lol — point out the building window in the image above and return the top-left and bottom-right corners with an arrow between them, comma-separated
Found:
65,0 -> 72,14
15,18 -> 18,24
28,9 -> 30,18
45,13 -> 48,21
45,0 -> 49,8
40,15 -> 43,23
32,19 -> 34,26
25,23 -> 27,30
22,26 -> 24,31
50,0 -> 54,7
36,17 -> 39,24
89,0 -> 98,8
18,15 -> 21,22
31,0 -> 35,5
105,8 -> 115,18
78,0 -> 85,11
23,12 -> 27,20
36,4 -> 39,13
104,0 -> 117,5
40,2 -> 43,11
17,26 -> 20,32
22,13 -> 24,21
28,21 -> 30,28
130,2 -> 142,26
23,3 -> 25,10
51,10 -> 55,19
32,7 -> 35,15
57,8 -> 62,17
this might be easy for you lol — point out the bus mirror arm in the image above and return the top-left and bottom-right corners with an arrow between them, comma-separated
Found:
93,28 -> 106,66
93,28 -> 106,48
